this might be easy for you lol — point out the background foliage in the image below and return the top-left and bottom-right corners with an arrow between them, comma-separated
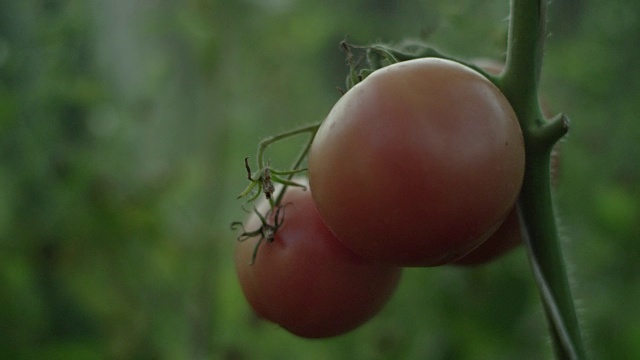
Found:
1,0 -> 638,359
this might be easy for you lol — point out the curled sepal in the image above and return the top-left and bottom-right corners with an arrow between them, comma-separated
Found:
231,204 -> 289,265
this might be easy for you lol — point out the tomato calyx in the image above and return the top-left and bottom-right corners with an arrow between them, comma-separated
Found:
340,39 -> 499,92
231,203 -> 290,265
233,157 -> 305,265
232,123 -> 320,264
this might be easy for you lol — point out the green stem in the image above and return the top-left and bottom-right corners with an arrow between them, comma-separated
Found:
257,123 -> 321,170
501,0 -> 545,117
501,0 -> 586,358
519,146 -> 585,360
273,123 -> 320,206
254,122 -> 320,207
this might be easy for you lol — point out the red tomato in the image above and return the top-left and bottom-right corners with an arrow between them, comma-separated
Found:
234,185 -> 401,338
308,58 -> 525,266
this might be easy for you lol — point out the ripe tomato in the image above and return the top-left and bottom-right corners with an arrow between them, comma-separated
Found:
308,58 -> 525,266
234,185 -> 401,338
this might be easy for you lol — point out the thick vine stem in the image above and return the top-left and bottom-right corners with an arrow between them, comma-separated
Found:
518,150 -> 585,360
501,0 -> 587,359
501,0 -> 546,114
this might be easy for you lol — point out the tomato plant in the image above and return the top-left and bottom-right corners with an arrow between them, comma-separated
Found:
308,58 -> 525,266
233,0 -> 587,355
234,185 -> 401,338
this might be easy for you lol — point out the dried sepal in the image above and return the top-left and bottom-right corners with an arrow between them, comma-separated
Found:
232,204 -> 289,265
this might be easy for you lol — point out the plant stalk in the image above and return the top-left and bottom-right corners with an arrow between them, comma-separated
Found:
501,0 -> 586,358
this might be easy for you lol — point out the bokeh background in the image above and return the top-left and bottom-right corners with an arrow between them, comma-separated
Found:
1,0 -> 639,359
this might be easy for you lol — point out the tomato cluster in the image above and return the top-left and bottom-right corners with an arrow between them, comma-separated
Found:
235,58 -> 529,338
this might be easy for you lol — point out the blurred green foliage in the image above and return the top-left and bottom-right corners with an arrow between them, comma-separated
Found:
0,0 -> 638,359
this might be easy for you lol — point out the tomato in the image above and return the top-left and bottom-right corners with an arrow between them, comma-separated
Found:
234,185 -> 401,338
308,58 -> 525,266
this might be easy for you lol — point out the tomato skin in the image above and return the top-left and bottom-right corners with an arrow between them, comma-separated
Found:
234,185 -> 401,338
453,206 -> 522,265
308,58 -> 525,266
